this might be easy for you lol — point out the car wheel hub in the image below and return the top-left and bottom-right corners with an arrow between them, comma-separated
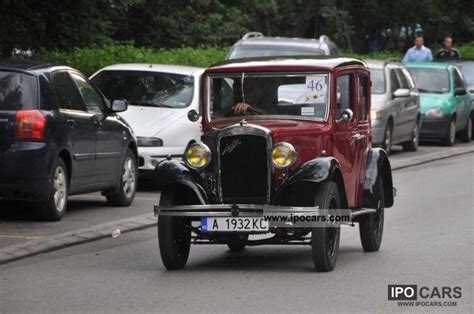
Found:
53,166 -> 67,212
122,157 -> 136,198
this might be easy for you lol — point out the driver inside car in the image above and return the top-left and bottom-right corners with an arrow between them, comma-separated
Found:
231,77 -> 277,115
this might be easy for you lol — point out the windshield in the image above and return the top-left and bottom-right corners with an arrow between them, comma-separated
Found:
0,71 -> 37,110
457,63 -> 474,86
407,68 -> 450,93
91,70 -> 194,108
369,69 -> 385,94
227,45 -> 325,59
208,72 -> 330,121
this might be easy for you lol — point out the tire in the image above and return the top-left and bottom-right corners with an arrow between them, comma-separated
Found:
227,234 -> 248,252
458,115 -> 472,143
158,191 -> 191,270
311,181 -> 341,272
402,119 -> 420,152
359,177 -> 384,252
442,119 -> 456,146
381,122 -> 393,154
106,148 -> 137,206
38,158 -> 68,221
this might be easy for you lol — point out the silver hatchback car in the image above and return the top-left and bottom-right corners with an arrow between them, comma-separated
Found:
367,60 -> 421,153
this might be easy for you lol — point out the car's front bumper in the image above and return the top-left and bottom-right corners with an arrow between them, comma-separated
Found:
137,146 -> 185,171
154,204 -> 321,217
419,114 -> 451,139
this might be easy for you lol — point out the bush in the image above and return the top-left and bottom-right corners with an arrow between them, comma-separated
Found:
35,45 -> 228,76
33,42 -> 474,76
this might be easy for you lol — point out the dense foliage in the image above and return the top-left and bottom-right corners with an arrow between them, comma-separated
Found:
34,42 -> 474,77
1,0 -> 473,57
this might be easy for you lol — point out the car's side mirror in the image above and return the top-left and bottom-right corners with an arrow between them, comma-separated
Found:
337,108 -> 354,123
393,88 -> 410,98
454,87 -> 466,96
110,99 -> 128,112
188,109 -> 200,122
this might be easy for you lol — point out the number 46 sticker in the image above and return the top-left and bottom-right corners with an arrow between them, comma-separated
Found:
305,75 -> 327,104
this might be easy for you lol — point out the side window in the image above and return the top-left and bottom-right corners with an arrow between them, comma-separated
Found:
395,69 -> 409,89
390,69 -> 401,93
336,74 -> 354,120
358,74 -> 369,121
70,72 -> 105,114
452,68 -> 464,89
51,72 -> 85,111
39,75 -> 59,110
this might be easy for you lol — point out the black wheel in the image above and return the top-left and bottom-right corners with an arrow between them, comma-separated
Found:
38,158 -> 68,221
106,148 -> 137,206
381,122 -> 393,154
458,115 -> 472,143
359,177 -> 385,252
227,234 -> 248,252
442,119 -> 456,146
402,119 -> 420,152
311,181 -> 341,272
158,191 -> 191,270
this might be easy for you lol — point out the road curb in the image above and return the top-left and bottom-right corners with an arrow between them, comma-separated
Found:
1,145 -> 473,265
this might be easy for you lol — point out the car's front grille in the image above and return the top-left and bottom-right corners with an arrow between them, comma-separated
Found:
219,134 -> 269,204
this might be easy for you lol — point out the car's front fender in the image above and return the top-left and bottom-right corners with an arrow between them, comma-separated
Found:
154,160 -> 207,204
364,148 -> 394,208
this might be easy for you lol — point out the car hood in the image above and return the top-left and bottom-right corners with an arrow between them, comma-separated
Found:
419,93 -> 450,113
119,106 -> 187,137
371,94 -> 388,110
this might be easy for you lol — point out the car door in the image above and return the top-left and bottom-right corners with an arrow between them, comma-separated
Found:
400,67 -> 420,137
355,72 -> 370,205
452,67 -> 470,130
51,71 -> 96,188
395,68 -> 416,139
333,72 -> 360,207
69,72 -> 124,184
388,68 -> 405,141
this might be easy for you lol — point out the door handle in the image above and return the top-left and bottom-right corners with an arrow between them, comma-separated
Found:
66,119 -> 75,128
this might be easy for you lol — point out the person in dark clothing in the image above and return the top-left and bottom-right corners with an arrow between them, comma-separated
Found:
436,35 -> 461,60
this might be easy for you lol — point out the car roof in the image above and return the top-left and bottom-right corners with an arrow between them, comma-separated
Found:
208,56 -> 366,72
93,63 -> 203,76
404,61 -> 452,70
0,60 -> 55,72
235,36 -> 327,48
364,59 -> 403,69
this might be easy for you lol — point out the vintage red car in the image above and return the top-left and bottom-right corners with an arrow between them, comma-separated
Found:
154,57 -> 395,272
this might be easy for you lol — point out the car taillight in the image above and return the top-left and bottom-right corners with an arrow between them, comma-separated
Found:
15,110 -> 46,140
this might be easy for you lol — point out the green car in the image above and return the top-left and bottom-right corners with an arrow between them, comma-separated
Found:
406,62 -> 472,146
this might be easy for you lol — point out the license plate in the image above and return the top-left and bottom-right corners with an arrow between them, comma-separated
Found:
201,217 -> 269,232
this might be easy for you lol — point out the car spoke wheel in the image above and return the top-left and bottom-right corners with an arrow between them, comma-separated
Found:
158,191 -> 192,270
311,181 -> 341,272
106,148 -> 137,206
359,177 -> 385,252
458,116 -> 472,143
38,158 -> 68,221
402,120 -> 420,152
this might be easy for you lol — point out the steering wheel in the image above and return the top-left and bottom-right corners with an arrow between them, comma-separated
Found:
224,106 -> 259,117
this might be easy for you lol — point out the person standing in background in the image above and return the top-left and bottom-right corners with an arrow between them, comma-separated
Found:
436,35 -> 461,60
402,35 -> 433,62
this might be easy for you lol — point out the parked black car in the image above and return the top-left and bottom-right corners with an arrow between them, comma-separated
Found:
0,62 -> 138,221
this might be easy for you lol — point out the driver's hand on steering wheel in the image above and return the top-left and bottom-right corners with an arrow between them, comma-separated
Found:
233,102 -> 252,114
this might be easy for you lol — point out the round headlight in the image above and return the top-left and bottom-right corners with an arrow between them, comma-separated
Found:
185,143 -> 211,169
272,142 -> 296,169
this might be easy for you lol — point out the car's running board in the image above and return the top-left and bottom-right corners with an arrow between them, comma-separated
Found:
351,208 -> 377,218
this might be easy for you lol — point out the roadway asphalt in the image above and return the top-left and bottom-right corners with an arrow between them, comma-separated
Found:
1,153 -> 472,313
1,142 -> 472,249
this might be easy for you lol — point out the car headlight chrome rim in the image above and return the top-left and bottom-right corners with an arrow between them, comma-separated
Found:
184,143 -> 212,169
272,142 -> 297,169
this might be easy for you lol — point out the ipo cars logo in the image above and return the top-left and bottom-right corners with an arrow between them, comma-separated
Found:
388,285 -> 462,307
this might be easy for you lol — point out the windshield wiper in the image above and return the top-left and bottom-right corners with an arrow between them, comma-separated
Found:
129,101 -> 174,108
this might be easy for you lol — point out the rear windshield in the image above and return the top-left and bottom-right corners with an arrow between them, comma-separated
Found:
369,69 -> 386,94
227,45 -> 326,59
407,68 -> 450,93
91,70 -> 194,108
0,71 -> 37,110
